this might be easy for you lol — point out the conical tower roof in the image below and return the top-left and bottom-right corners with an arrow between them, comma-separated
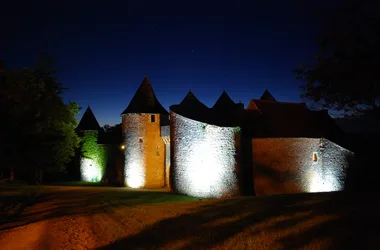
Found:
180,90 -> 208,110
260,89 -> 276,101
77,106 -> 101,131
211,91 -> 243,127
121,77 -> 168,115
170,90 -> 209,123
212,90 -> 236,109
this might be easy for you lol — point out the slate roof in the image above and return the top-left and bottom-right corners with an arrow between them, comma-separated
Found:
212,91 -> 236,110
121,77 -> 168,115
77,106 -> 101,131
247,99 -> 313,137
180,90 -> 209,110
211,91 -> 244,127
171,91 -> 210,123
171,90 -> 244,127
246,90 -> 345,141
260,89 -> 276,101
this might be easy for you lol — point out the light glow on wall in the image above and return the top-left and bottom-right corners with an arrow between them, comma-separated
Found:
123,114 -> 146,188
80,157 -> 102,182
308,171 -> 337,192
126,161 -> 145,188
186,139 -> 223,193
252,138 -> 353,196
308,139 -> 353,192
171,111 -> 240,198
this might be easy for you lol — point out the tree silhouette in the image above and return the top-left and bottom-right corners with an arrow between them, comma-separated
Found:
294,1 -> 380,115
0,55 -> 80,182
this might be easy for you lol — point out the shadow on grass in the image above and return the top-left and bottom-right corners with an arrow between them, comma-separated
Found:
0,187 -> 199,231
46,181 -> 111,187
96,192 -> 379,250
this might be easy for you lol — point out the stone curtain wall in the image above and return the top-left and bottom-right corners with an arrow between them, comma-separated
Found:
165,143 -> 170,188
160,125 -> 171,188
319,139 -> 354,192
99,144 -> 124,185
252,138 -> 320,195
160,125 -> 170,138
170,110 -> 241,198
252,138 -> 353,196
123,114 -> 165,188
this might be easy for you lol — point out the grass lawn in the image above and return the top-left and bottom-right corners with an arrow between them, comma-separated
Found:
47,181 -> 110,187
96,191 -> 379,250
0,183 -> 199,227
44,181 -> 201,204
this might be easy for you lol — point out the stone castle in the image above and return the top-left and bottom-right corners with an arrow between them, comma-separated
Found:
76,77 -> 354,198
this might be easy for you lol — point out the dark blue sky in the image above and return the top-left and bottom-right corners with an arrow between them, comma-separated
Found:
2,0 -> 336,125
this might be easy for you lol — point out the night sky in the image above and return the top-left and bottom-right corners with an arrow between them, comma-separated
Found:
2,0 -> 337,126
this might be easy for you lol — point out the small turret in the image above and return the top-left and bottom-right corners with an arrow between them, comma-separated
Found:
212,90 -> 242,126
121,77 -> 168,115
77,106 -> 101,131
260,89 -> 276,101
212,90 -> 236,110
76,106 -> 103,183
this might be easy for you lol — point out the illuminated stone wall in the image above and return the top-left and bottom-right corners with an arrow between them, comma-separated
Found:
122,113 -> 165,188
165,143 -> 170,188
80,157 -> 102,182
160,125 -> 171,187
170,111 -> 241,198
79,131 -> 106,182
319,139 -> 354,192
252,138 -> 353,196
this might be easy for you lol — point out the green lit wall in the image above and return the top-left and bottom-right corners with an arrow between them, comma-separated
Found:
80,131 -> 107,182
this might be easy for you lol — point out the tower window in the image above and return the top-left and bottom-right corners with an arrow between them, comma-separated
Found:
313,153 -> 318,162
151,115 -> 155,122
139,137 -> 143,143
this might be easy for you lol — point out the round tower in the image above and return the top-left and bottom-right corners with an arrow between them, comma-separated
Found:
170,91 -> 242,198
121,77 -> 169,188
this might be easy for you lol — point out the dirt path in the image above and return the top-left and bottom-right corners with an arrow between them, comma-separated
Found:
0,187 -> 379,250
0,186 -> 201,250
